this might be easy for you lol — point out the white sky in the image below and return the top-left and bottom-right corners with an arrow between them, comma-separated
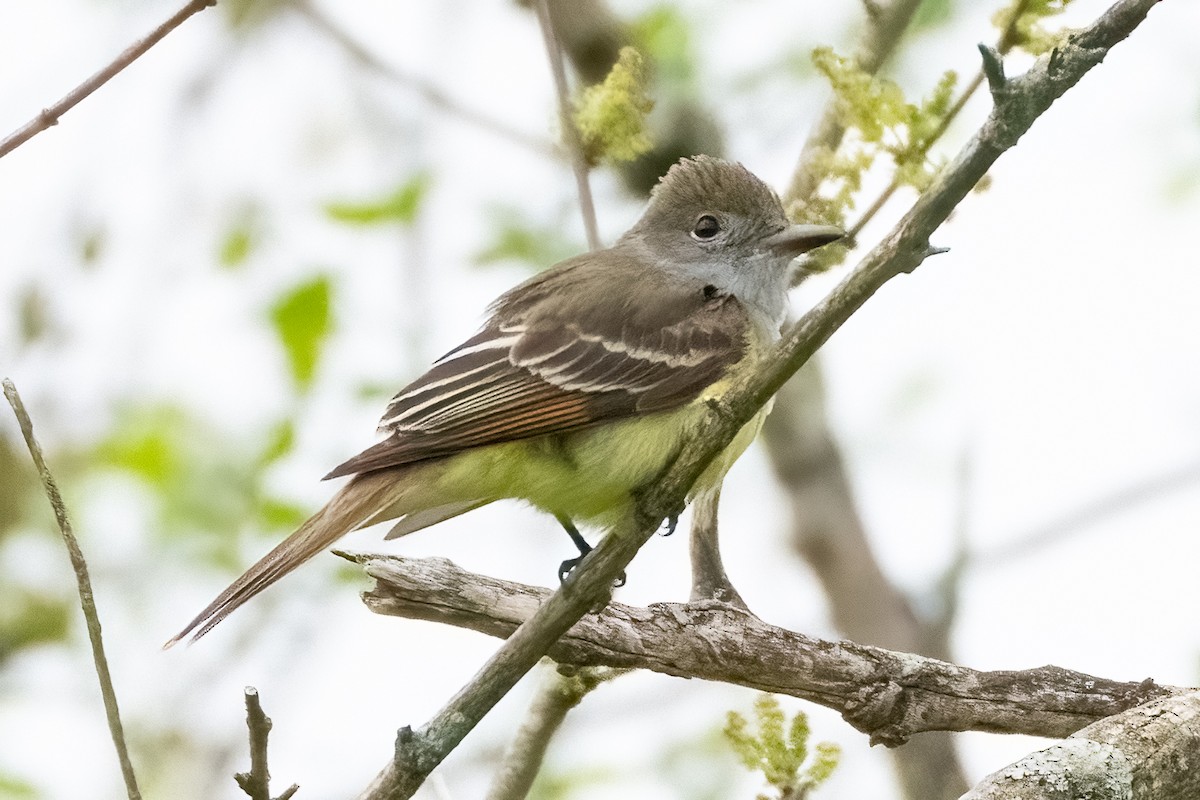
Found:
2,1 -> 1199,798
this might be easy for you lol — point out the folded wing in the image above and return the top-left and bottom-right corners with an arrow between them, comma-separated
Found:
324,256 -> 749,479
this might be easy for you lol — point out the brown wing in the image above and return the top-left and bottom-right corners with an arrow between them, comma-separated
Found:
324,254 -> 749,479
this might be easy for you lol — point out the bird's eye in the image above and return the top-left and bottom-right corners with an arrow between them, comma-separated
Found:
691,214 -> 721,241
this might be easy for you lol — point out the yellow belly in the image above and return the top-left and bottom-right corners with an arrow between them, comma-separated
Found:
427,399 -> 767,529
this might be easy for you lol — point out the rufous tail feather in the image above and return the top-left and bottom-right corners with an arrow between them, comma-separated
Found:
163,470 -> 399,648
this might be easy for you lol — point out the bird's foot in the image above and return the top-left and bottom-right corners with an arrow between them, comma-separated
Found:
558,556 -> 626,587
658,514 -> 679,537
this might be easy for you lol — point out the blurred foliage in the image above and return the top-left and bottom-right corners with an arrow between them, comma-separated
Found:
630,5 -> 694,85
76,224 -> 105,268
0,588 -> 70,665
725,695 -> 840,800
653,725 -> 744,800
92,404 -> 307,570
0,773 -> 38,799
474,206 -> 583,272
268,274 -> 334,391
573,47 -> 655,167
217,203 -> 264,270
16,285 -> 50,347
220,0 -> 293,32
324,173 -> 431,227
528,765 -> 617,800
913,0 -> 955,32
994,0 -> 1079,55
0,435 -> 38,540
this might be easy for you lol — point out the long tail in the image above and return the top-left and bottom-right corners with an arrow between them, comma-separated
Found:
164,470 -> 401,648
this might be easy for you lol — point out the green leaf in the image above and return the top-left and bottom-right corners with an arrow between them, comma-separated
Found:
95,406 -> 185,486
269,275 -> 334,390
325,173 -> 431,226
257,419 -> 296,467
256,497 -> 309,530
0,590 -> 71,663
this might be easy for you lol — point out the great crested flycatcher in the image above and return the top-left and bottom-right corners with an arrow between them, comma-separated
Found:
167,156 -> 842,646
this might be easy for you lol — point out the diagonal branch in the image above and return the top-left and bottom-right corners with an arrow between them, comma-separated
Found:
354,553 -> 1182,744
354,1 -> 1163,796
3,379 -> 143,800
292,0 -> 557,158
0,0 -> 215,159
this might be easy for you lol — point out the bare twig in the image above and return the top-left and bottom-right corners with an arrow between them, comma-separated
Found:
0,0 -> 215,159
353,1 -> 1161,795
484,663 -> 626,800
234,687 -> 299,800
2,379 -> 142,800
292,0 -> 557,159
357,554 -> 1181,744
534,0 -> 601,251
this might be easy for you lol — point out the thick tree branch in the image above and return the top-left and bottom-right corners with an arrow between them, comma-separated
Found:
0,0 -> 215,159
354,1 -> 1162,795
353,554 -> 1180,745
962,689 -> 1200,800
3,379 -> 142,800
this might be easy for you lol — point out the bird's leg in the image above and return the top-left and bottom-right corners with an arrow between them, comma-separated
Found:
556,515 -> 625,587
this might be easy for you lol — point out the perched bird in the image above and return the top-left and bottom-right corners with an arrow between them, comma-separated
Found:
166,156 -> 842,646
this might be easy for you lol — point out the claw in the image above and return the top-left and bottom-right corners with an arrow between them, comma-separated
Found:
558,556 -> 625,587
659,514 -> 679,537
559,556 -> 583,583
554,514 -> 625,586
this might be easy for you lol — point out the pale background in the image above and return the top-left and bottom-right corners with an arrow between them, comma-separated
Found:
1,1 -> 1199,798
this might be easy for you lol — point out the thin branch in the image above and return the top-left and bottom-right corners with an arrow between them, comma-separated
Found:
0,0 -> 215,159
484,664 -> 626,800
292,0 -> 557,159
978,458 -> 1200,568
357,554 -> 1182,744
534,0 -> 602,251
2,379 -> 142,800
235,687 -> 299,800
353,1 -> 1162,795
